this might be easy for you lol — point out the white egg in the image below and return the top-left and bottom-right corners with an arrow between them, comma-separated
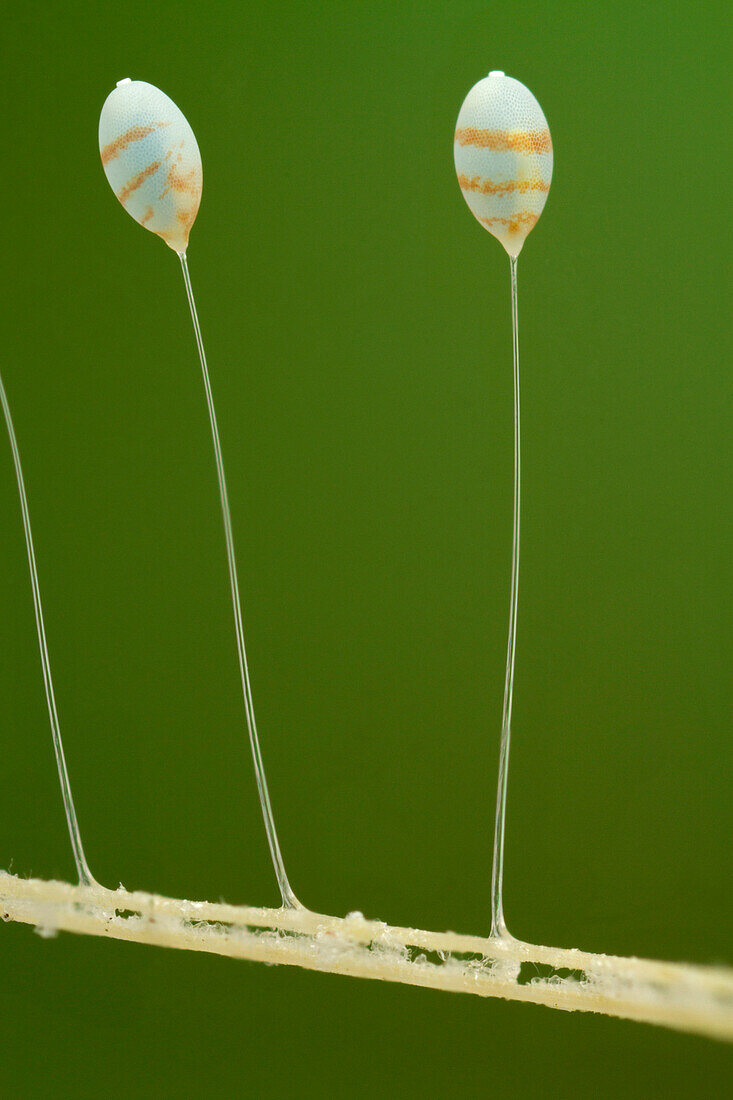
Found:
454,71 -> 552,256
99,79 -> 202,254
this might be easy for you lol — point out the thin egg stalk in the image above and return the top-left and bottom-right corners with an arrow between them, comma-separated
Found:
453,71 -> 553,940
454,70 -> 552,257
0,369 -> 97,887
99,78 -> 202,254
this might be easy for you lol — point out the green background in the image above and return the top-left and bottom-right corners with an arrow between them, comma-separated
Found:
0,1 -> 730,1096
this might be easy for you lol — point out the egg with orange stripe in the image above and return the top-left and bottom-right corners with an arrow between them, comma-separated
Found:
454,71 -> 552,256
99,79 -> 202,255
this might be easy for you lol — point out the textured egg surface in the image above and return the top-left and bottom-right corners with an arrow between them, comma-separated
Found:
99,79 -> 202,253
454,72 -> 552,256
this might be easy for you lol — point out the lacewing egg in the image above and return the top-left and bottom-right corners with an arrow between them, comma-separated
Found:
454,71 -> 552,257
99,78 -> 203,254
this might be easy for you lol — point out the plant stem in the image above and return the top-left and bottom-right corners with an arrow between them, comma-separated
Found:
2,871 -> 731,1042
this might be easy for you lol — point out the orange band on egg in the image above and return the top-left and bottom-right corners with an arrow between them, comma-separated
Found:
454,128 -> 552,154
477,211 -> 540,232
100,121 -> 171,165
116,160 -> 162,205
457,174 -> 550,196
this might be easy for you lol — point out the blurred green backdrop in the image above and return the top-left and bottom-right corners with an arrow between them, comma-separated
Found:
0,2 -> 730,1096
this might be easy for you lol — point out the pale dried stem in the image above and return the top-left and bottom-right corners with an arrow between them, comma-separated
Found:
2,871 -> 731,1041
